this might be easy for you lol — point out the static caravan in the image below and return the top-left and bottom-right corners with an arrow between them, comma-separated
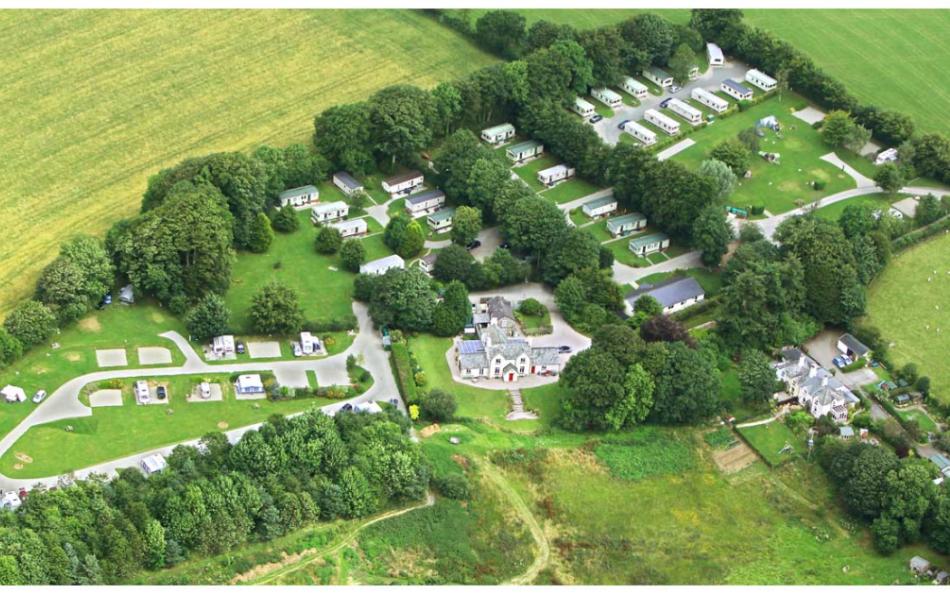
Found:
506,140 -> 544,163
427,207 -> 456,233
645,109 -> 680,136
691,88 -> 729,113
629,232 -> 670,256
481,123 -> 516,145
360,254 -> 405,276
311,200 -> 349,224
644,67 -> 673,88
381,170 -> 424,198
668,98 -> 703,125
745,69 -> 777,91
537,164 -> 575,187
581,195 -> 618,218
405,189 -> 446,217
720,79 -> 753,101
591,87 -> 623,109
875,148 -> 898,166
606,212 -> 647,237
621,76 -> 648,99
278,185 -> 319,208
706,43 -> 724,67
688,65 -> 700,80
572,97 -> 596,119
333,171 -> 363,196
622,121 -> 657,146
329,218 -> 368,238
418,252 -> 438,275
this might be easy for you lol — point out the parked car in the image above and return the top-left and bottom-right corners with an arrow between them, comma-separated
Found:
341,403 -> 353,412
500,241 -> 510,250
156,386 -> 167,400
617,119 -> 630,130
292,344 -> 302,357
659,98 -> 673,108
389,397 -> 399,406
466,239 -> 482,251
558,345 -> 573,354
670,84 -> 682,93
589,114 -> 603,123
236,341 -> 246,355
97,293 -> 112,310
31,390 -> 47,404
199,382 -> 212,400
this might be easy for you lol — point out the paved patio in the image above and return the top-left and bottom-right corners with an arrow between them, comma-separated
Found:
138,346 -> 172,365
95,349 -> 127,367
89,389 -> 123,407
792,106 -> 826,125
274,367 -> 310,389
186,383 -> 223,403
247,341 -> 281,358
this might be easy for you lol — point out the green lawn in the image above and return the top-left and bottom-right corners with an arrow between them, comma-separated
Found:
737,421 -> 804,467
443,8 -> 690,29
539,177 -> 603,204
814,192 -> 903,221
0,10 -> 498,316
0,373 -> 334,478
0,303 -> 186,440
605,237 -> 651,268
897,408 -> 939,434
225,210 -> 378,332
744,10 -> 950,137
865,233 -> 950,403
512,154 -> 559,193
671,93 -> 854,214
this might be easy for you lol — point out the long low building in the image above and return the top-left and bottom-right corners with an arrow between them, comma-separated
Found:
592,87 -> 622,109
382,171 -> 424,197
538,164 -> 575,186
333,171 -> 363,196
721,78 -> 753,101
691,87 -> 729,113
329,218 -> 368,238
481,122 -> 516,144
629,232 -> 669,256
746,68 -> 777,91
427,207 -> 456,233
621,76 -> 648,99
706,42 -> 724,66
360,254 -> 405,276
645,109 -> 680,136
311,201 -> 349,223
581,195 -> 617,218
668,98 -> 703,125
626,276 -> 705,315
644,66 -> 673,88
606,212 -> 647,237
405,189 -> 445,217
572,97 -> 596,119
278,185 -> 319,208
622,120 -> 657,146
506,139 -> 544,163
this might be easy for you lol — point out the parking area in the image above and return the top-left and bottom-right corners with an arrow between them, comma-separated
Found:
138,346 -> 172,365
247,341 -> 281,359
95,348 -> 128,368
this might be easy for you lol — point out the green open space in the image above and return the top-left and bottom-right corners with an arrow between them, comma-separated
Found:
671,94 -> 854,214
539,177 -> 603,204
864,233 -> 950,403
737,421 -> 804,467
814,192 -> 902,221
0,9 -> 498,316
0,373 -> 334,478
512,154 -> 559,193
897,408 -> 939,434
0,303 -> 186,438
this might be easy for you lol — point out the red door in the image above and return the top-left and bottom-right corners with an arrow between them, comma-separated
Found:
507,372 -> 515,382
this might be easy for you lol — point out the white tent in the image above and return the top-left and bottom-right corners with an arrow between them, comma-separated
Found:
1,385 -> 26,403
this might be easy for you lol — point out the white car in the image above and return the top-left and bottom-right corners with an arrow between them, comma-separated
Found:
32,390 -> 47,404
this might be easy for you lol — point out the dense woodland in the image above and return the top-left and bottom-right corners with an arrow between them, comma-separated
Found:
1,8 -> 950,584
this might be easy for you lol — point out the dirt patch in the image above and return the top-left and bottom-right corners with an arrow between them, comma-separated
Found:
64,352 -> 82,362
418,424 -> 440,438
217,421 -> 229,430
79,316 -> 101,332
712,441 -> 758,474
451,454 -> 470,470
150,311 -> 165,324
14,452 -> 33,464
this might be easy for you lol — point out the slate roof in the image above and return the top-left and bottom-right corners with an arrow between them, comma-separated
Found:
384,170 -> 423,186
646,66 -> 671,79
312,200 -> 348,214
483,123 -> 515,136
838,333 -> 870,357
427,207 -> 456,223
582,195 -> 617,212
507,140 -> 542,155
278,185 -> 317,200
538,164 -> 572,178
329,218 -> 367,233
531,347 -> 560,366
485,296 -> 513,321
722,78 -> 753,96
407,189 -> 445,206
334,171 -> 362,190
607,212 -> 646,232
629,232 -> 669,250
626,276 -> 704,309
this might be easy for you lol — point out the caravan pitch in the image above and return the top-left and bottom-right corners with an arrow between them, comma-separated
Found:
95,349 -> 127,368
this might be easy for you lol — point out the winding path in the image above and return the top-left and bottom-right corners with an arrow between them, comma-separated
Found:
0,302 -> 399,491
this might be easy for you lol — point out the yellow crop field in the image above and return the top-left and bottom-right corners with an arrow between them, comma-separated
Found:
0,10 -> 497,313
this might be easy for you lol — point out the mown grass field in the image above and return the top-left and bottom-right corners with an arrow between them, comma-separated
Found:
0,10 -> 497,315
865,233 -> 950,403
744,10 -> 950,137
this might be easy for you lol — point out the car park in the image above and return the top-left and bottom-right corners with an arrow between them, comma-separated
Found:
32,390 -> 47,404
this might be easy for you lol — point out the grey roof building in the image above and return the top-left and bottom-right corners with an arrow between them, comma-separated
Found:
626,276 -> 705,314
837,333 -> 870,359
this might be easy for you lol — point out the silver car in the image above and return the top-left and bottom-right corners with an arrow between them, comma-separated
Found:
32,390 -> 47,404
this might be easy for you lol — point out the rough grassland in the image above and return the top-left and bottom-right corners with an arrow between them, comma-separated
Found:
744,10 -> 950,136
865,234 -> 950,403
0,10 -> 497,314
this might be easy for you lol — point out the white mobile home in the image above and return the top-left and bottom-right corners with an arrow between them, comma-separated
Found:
629,232 -> 670,256
572,97 -> 596,119
299,331 -> 322,355
644,67 -> 673,88
360,254 -> 405,276
481,123 -> 516,144
506,140 -> 544,163
746,69 -> 777,91
140,454 -> 167,475
278,185 -> 319,208
329,218 -> 368,238
622,121 -> 657,146
721,79 -> 753,101
333,171 -> 363,196
645,109 -> 680,136
405,189 -> 446,217
236,374 -> 265,395
606,212 -> 647,237
381,171 -> 424,198
691,88 -> 729,113
668,98 -> 703,124
311,201 -> 349,224
592,87 -> 623,109
706,43 -> 724,67
211,334 -> 235,357
134,380 -> 150,404
537,164 -> 575,187
581,195 -> 617,218
621,76 -> 648,99
427,207 -> 456,233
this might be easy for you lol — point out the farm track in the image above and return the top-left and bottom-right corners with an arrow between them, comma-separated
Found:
236,491 -> 436,585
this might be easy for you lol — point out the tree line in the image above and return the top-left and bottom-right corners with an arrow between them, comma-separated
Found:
0,408 -> 427,585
